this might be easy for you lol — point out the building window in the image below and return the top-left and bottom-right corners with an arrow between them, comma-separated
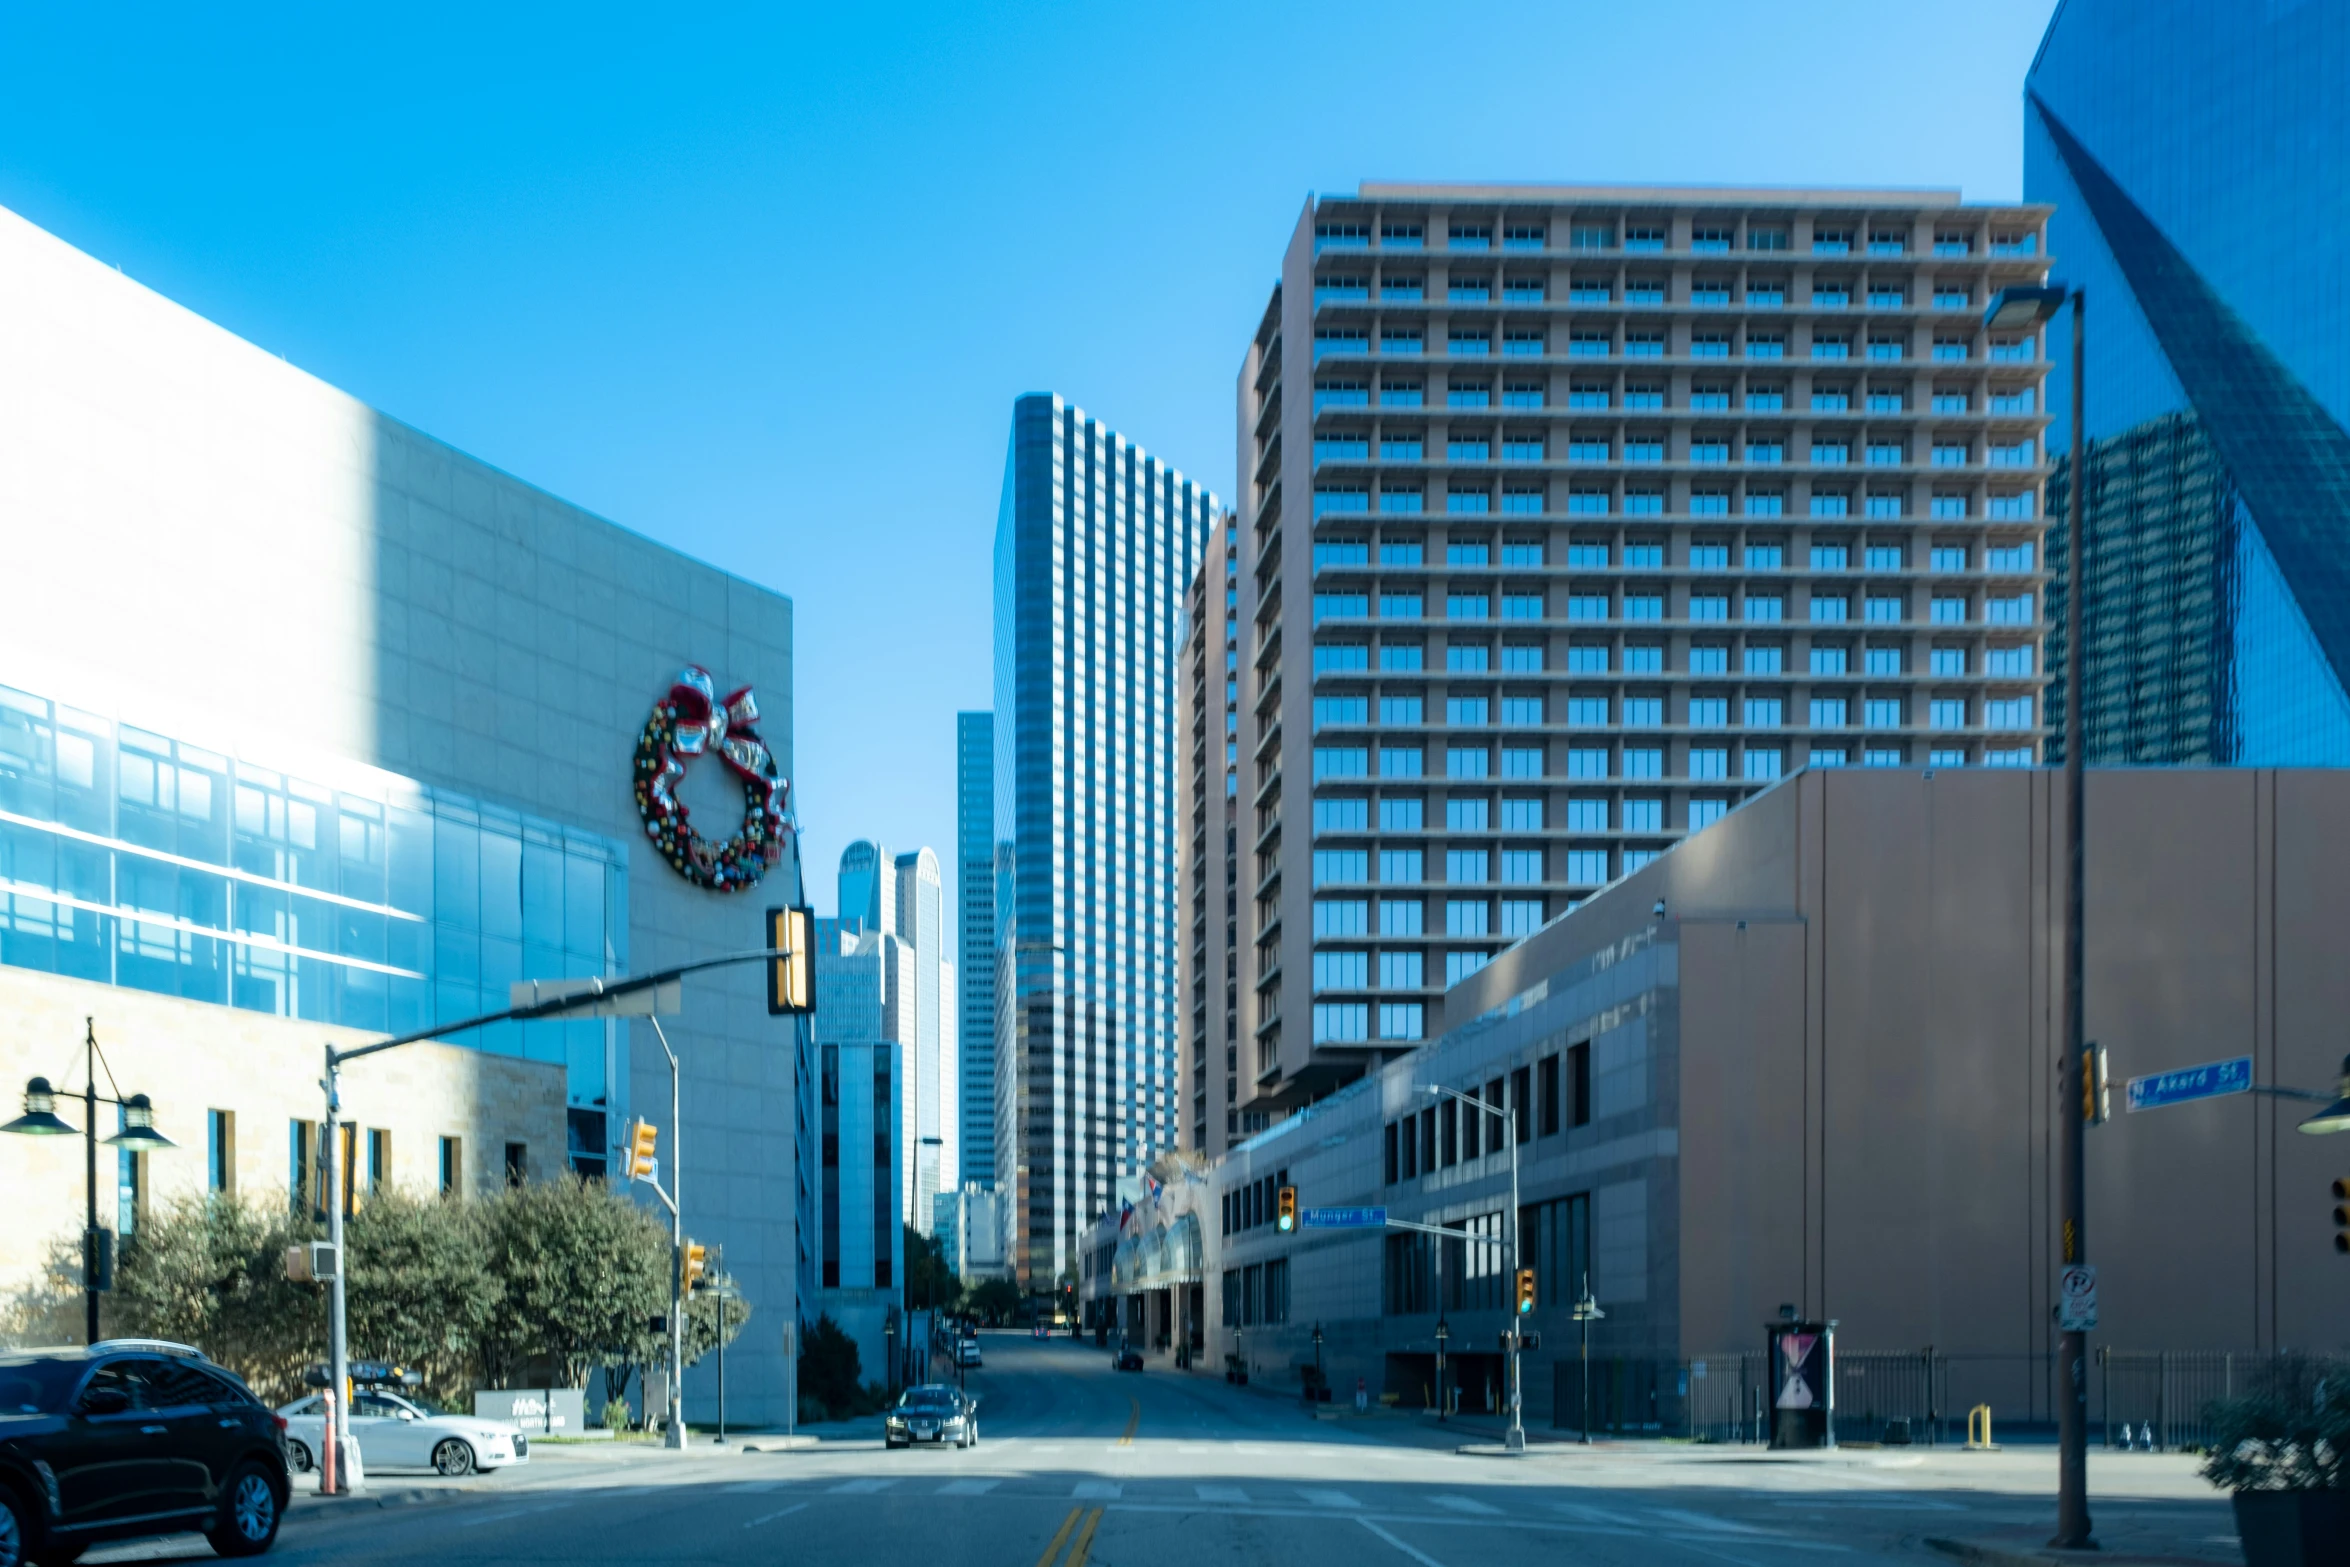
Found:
207,1109 -> 236,1195
438,1135 -> 463,1198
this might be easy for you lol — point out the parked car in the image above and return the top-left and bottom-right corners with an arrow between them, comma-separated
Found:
277,1389 -> 529,1476
1114,1347 -> 1145,1372
0,1338 -> 289,1563
954,1339 -> 983,1369
883,1384 -> 978,1449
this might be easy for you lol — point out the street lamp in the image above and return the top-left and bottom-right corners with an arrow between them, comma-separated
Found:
1433,1315 -> 1449,1422
2,1019 -> 177,1344
1571,1274 -> 1606,1445
2286,1055 -> 2350,1136
1988,279 -> 2088,1551
1311,1321 -> 1324,1392
1423,1081 -> 1526,1453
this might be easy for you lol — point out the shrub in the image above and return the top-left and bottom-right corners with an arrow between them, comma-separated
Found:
2200,1359 -> 2350,1493
798,1312 -> 862,1418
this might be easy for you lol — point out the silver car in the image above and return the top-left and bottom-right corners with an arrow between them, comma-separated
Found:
883,1384 -> 977,1450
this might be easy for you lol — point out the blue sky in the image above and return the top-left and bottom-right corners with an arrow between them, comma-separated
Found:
0,0 -> 2057,917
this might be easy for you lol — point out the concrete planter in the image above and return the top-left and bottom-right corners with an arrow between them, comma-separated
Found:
2233,1489 -> 2350,1567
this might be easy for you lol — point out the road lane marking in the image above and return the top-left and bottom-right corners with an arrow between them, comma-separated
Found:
1358,1517 -> 1449,1567
1551,1501 -> 1643,1526
743,1502 -> 807,1529
723,1480 -> 792,1493
1073,1480 -> 1121,1499
939,1478 -> 999,1495
1065,1506 -> 1104,1567
1649,1507 -> 1775,1535
1099,1502 -> 1849,1550
455,1501 -> 572,1529
1196,1484 -> 1249,1503
1033,1507 -> 1081,1567
1300,1488 -> 1361,1508
1118,1396 -> 1139,1445
829,1477 -> 896,1493
1432,1496 -> 1500,1515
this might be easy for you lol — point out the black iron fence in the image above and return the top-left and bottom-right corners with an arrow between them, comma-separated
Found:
1550,1348 -> 2350,1447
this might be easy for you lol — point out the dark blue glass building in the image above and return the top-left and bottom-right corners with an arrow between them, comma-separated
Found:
2026,0 -> 2350,762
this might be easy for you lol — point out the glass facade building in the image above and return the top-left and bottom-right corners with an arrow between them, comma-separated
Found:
2027,0 -> 2350,762
955,709 -> 996,1186
993,394 -> 1215,1285
0,681 -> 628,1171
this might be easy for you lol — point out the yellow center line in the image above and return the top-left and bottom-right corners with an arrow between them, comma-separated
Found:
1066,1507 -> 1105,1567
1033,1506 -> 1081,1567
1118,1395 -> 1139,1446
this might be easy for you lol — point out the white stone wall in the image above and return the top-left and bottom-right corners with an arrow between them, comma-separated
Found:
0,966 -> 566,1291
0,202 -> 806,1423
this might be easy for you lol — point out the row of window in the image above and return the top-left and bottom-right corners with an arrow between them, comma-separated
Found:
1220,1166 -> 1294,1236
1292,739 -> 2030,789
1315,220 -> 2039,256
1313,540 -> 2036,570
1313,643 -> 2035,677
1314,896 -> 1561,940
1314,331 -> 2032,362
1316,279 -> 1990,309
1314,489 -> 2036,520
1310,690 -> 2032,736
1309,379 -> 2035,414
1320,439 -> 2037,464
1311,590 -> 2036,625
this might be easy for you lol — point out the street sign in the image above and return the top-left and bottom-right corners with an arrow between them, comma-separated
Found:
2125,1056 -> 2252,1114
1301,1206 -> 1388,1229
2058,1264 -> 2097,1331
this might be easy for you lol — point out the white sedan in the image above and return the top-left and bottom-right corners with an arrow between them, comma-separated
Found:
278,1389 -> 531,1476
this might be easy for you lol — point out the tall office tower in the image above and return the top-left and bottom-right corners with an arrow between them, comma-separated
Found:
993,393 -> 1215,1287
1178,514 -> 1259,1157
809,919 -> 903,1378
2027,1 -> 2350,764
1234,186 -> 2053,1114
838,838 -> 895,934
894,847 -> 953,1231
955,711 -> 997,1185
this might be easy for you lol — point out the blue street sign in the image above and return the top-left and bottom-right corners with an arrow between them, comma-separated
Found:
2125,1055 -> 2252,1113
1300,1206 -> 1388,1229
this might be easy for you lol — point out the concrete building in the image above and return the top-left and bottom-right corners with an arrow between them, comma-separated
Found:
1231,185 -> 2057,1123
2028,0 -> 2350,765
992,394 -> 1215,1286
955,710 -> 997,1185
1183,766 -> 2350,1432
1178,514 -> 1262,1158
0,202 -> 810,1423
895,847 -> 954,1232
936,1181 -> 1012,1284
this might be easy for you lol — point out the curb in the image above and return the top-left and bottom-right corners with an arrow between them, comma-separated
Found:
285,1485 -> 489,1523
1924,1536 -> 2215,1567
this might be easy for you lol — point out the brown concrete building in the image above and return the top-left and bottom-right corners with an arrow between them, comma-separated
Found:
1195,766 -> 2349,1431
1233,185 -> 2060,1128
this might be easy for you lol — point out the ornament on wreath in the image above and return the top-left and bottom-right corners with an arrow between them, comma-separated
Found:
632,666 -> 793,892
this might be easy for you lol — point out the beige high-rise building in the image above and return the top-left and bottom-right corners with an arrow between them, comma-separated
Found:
1230,184 -> 2056,1115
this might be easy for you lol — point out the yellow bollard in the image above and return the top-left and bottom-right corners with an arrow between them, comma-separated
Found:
1966,1403 -> 1997,1450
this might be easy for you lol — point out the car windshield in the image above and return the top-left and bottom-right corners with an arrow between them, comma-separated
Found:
0,1358 -> 80,1415
898,1389 -> 956,1411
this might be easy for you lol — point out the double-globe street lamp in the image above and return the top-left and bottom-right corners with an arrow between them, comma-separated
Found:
3,1017 -> 177,1344
1421,1082 -> 1526,1454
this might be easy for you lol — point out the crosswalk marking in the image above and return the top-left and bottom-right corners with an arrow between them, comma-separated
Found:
1649,1507 -> 1772,1535
830,1477 -> 896,1494
742,1502 -> 806,1530
1550,1502 -> 1643,1527
1432,1495 -> 1500,1515
938,1478 -> 999,1496
1299,1488 -> 1360,1508
456,1501 -> 571,1529
1072,1480 -> 1121,1499
1195,1484 -> 1249,1503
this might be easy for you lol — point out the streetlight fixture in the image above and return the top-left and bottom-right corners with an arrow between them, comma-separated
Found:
2286,1055 -> 2350,1136
1433,1314 -> 1449,1422
1987,279 -> 2088,1551
1571,1274 -> 1606,1445
2,1019 -> 177,1344
1424,1082 -> 1526,1453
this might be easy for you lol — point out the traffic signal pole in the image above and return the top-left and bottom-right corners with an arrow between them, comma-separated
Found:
649,1018 -> 686,1450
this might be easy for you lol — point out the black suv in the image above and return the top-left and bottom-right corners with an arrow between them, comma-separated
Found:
0,1339 -> 288,1566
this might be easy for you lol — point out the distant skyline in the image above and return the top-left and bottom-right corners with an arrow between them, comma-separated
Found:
0,0 -> 2059,906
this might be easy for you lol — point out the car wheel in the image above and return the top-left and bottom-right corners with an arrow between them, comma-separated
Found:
204,1462 -> 283,1558
432,1439 -> 477,1477
284,1439 -> 314,1475
0,1485 -> 26,1567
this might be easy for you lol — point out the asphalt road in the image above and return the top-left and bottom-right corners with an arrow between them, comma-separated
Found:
81,1331 -> 2237,1567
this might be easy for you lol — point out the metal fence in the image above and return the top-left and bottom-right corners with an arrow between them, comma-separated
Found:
1551,1347 -> 2350,1447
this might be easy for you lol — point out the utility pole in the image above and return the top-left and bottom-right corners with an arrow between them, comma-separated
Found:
651,1018 -> 686,1450
322,1052 -> 352,1494
2053,285 -> 2092,1552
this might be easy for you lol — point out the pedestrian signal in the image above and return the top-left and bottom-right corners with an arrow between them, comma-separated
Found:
1276,1186 -> 1296,1233
1515,1268 -> 1536,1314
628,1119 -> 659,1182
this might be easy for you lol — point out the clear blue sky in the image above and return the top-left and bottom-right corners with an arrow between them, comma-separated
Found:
0,0 -> 2057,917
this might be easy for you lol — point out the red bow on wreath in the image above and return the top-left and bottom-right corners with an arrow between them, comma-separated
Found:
633,666 -> 793,892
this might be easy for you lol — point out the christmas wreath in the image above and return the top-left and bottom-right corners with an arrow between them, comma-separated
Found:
632,666 -> 792,892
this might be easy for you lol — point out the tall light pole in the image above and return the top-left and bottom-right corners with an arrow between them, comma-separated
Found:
1988,281 -> 2087,1550
1425,1083 -> 1525,1453
2,1018 -> 177,1343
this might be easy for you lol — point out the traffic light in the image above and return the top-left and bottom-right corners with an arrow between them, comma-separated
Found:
766,906 -> 814,1016
684,1241 -> 708,1291
1276,1186 -> 1297,1233
2083,1044 -> 2110,1125
627,1119 -> 659,1182
2333,1178 -> 2349,1256
1515,1267 -> 1536,1315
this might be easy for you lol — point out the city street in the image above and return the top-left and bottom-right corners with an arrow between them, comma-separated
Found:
78,1333 -> 2236,1567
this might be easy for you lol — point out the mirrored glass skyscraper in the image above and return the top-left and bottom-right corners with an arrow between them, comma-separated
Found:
993,394 -> 1214,1287
955,709 -> 996,1186
2027,0 -> 2350,762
